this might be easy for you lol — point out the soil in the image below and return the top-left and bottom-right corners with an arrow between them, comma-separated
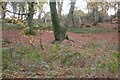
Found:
1,30 -> 118,47
1,22 -> 119,78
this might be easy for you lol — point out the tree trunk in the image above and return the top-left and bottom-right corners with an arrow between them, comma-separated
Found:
21,11 -> 23,20
38,10 -> 41,19
57,0 -> 63,20
118,2 -> 120,24
64,0 -> 76,33
1,2 -> 7,20
21,5 -> 25,20
18,9 -> 20,20
93,7 -> 99,26
50,1 -> 65,41
27,2 -> 35,35
118,2 -> 120,17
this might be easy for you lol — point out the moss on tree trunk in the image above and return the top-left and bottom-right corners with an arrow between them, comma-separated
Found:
50,1 -> 65,42
27,2 -> 36,35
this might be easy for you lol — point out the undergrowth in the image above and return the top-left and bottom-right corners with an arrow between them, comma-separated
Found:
68,27 -> 117,34
2,41 -> 118,78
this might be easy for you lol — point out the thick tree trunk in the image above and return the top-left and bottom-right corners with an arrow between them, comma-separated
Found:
27,2 -> 35,35
50,1 -> 65,41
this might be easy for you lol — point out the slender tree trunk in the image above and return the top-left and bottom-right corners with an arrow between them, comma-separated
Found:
1,2 -> 7,20
21,11 -> 23,20
64,0 -> 76,33
21,6 -> 25,20
118,2 -> 120,17
93,7 -> 99,26
24,10 -> 27,19
38,10 -> 41,19
43,11 -> 47,23
1,2 -> 7,26
87,2 -> 90,13
50,1 -> 65,41
57,0 -> 63,20
18,9 -> 20,20
118,2 -> 120,24
27,2 -> 35,35
1,9 -> 6,20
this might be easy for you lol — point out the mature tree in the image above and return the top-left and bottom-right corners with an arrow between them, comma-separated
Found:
50,1 -> 64,41
87,2 -> 108,25
27,2 -> 35,35
50,0 -> 76,42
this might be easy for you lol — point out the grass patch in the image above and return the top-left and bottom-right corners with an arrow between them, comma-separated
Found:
68,27 -> 117,34
2,23 -> 23,30
93,51 -> 118,73
2,41 -> 118,78
82,41 -> 101,49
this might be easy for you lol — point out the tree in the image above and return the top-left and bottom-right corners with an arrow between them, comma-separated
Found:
93,6 -> 99,26
0,2 -> 7,20
118,2 -> 120,24
57,0 -> 63,19
64,0 -> 76,29
50,1 -> 64,41
50,0 -> 76,42
73,10 -> 85,27
26,2 -> 35,35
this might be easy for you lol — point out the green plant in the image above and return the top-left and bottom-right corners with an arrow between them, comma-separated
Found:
2,23 -> 23,30
83,41 -> 101,49
93,52 -> 118,73
60,52 -> 77,66
68,27 -> 117,34
60,52 -> 74,65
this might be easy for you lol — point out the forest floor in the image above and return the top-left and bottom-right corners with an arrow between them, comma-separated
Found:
2,30 -> 118,48
1,22 -> 119,78
2,22 -> 118,48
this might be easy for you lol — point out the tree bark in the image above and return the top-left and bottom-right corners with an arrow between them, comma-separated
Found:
18,9 -> 20,20
64,0 -> 76,33
57,0 -> 63,20
1,2 -> 7,20
93,7 -> 99,26
27,2 -> 35,35
50,1 -> 65,41
118,2 -> 120,24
